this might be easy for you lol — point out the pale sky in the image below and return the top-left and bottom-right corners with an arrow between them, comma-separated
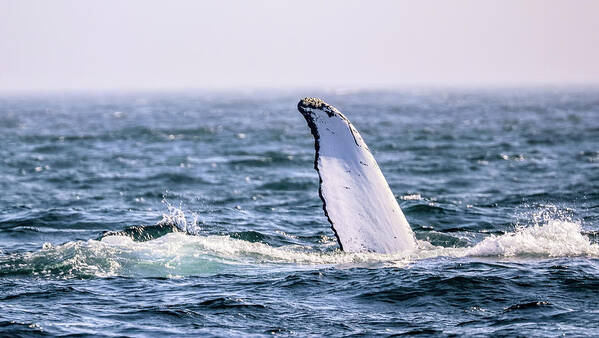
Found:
1,0 -> 598,91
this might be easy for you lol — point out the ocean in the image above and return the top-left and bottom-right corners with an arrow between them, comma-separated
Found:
1,89 -> 598,336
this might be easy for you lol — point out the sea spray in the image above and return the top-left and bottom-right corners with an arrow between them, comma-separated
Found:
465,219 -> 599,257
159,198 -> 201,235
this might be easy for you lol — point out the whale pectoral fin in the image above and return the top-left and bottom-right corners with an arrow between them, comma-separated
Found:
298,97 -> 416,254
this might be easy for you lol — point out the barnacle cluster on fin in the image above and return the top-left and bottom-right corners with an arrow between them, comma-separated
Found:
300,97 -> 326,108
298,97 -> 338,117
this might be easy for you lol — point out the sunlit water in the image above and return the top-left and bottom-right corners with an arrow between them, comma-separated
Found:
1,89 -> 598,336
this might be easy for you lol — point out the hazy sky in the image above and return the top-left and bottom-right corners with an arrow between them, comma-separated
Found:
1,0 -> 598,91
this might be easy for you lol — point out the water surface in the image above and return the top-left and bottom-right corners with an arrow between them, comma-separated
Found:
1,89 -> 598,336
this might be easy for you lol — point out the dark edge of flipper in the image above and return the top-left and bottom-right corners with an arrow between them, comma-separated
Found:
297,98 -> 344,251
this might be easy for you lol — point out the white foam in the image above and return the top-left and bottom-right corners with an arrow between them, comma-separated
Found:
465,220 -> 599,257
9,204 -> 597,278
95,217 -> 598,276
100,233 -> 411,266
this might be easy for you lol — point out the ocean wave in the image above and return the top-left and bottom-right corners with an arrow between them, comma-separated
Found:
1,215 -> 596,279
1,201 -> 597,278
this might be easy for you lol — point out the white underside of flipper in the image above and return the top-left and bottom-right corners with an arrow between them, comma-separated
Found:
298,98 -> 416,254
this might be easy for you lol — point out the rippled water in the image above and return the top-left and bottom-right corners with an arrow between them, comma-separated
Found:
1,89 -> 598,336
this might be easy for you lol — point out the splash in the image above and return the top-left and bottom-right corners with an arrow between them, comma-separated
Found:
1,205 -> 596,278
465,219 -> 599,257
0,233 -> 413,278
101,204 -> 599,262
158,198 -> 201,235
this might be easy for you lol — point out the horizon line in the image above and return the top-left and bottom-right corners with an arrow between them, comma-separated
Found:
2,82 -> 599,96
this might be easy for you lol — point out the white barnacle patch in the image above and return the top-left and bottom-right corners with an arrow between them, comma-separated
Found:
300,97 -> 325,108
299,97 -> 341,118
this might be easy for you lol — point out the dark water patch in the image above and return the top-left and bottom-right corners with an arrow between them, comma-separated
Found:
440,224 -> 501,234
404,204 -> 458,216
393,328 -> 444,336
100,223 -> 180,242
271,272 -> 327,290
226,156 -> 275,167
147,172 -> 211,185
229,230 -> 269,243
32,143 -> 66,154
403,203 -> 491,231
359,288 -> 426,303
227,227 -> 308,248
414,231 -> 471,247
198,297 -> 267,310
504,301 -> 552,312
126,305 -> 202,319
224,150 -> 304,167
576,150 -> 599,163
0,209 -> 91,229
257,178 -> 314,191
584,231 -> 599,243
0,285 -> 93,302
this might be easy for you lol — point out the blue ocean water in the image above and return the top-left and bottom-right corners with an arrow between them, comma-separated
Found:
0,89 -> 598,336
